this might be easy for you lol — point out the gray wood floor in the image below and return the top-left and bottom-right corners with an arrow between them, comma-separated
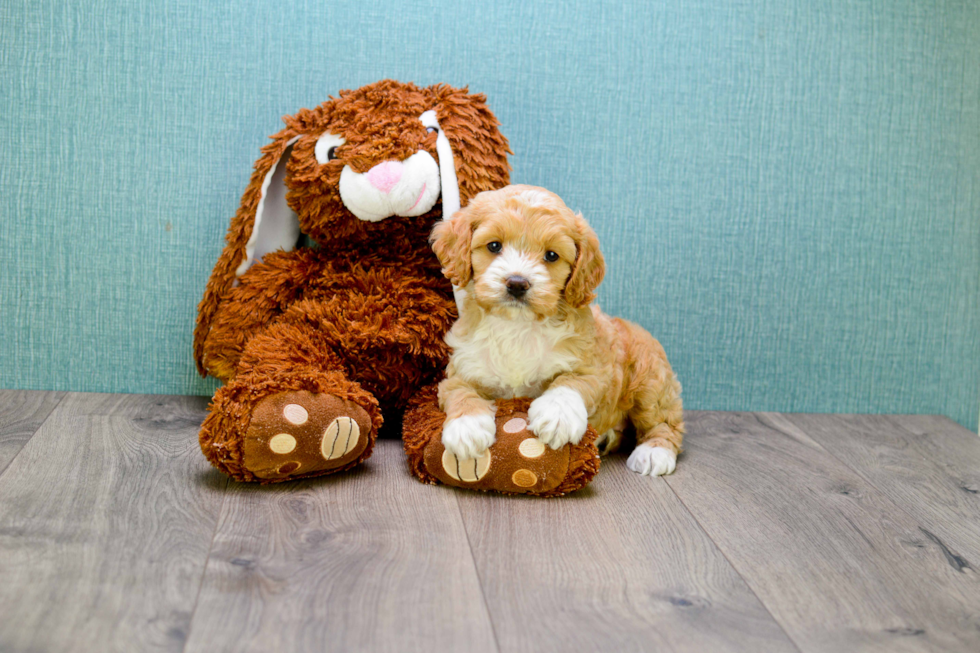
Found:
0,390 -> 978,653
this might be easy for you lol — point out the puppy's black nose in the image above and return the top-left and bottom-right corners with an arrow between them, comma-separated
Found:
506,276 -> 530,298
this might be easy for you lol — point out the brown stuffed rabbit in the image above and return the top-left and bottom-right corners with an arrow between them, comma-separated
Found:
194,80 -> 511,482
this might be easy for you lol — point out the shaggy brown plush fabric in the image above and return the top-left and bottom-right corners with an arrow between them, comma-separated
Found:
403,385 -> 601,497
194,81 -> 511,483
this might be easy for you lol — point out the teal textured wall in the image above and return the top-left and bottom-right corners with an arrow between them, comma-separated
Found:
1,0 -> 978,430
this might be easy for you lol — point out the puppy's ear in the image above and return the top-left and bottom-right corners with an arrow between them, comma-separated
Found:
564,213 -> 605,308
430,207 -> 477,287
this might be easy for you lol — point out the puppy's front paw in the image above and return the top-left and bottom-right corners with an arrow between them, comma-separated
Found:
528,387 -> 588,450
627,443 -> 677,476
442,413 -> 497,460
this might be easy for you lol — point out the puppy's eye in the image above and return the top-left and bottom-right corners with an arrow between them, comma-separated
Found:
544,251 -> 560,263
327,146 -> 339,161
487,241 -> 502,254
426,126 -> 438,134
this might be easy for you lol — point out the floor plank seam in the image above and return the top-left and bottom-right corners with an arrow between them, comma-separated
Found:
780,414 -> 978,571
884,414 -> 980,443
0,390 -> 69,479
660,475 -> 806,653
179,474 -> 231,653
453,494 -> 503,653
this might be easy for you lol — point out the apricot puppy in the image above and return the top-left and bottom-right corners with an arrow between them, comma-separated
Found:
431,185 -> 684,476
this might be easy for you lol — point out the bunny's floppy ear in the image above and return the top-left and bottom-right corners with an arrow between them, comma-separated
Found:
563,214 -> 606,309
193,127 -> 302,374
419,110 -> 461,220
424,85 -> 512,211
423,86 -> 511,308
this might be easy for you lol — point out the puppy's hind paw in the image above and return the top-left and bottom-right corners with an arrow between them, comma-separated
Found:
627,443 -> 677,476
528,386 -> 589,450
442,413 -> 497,460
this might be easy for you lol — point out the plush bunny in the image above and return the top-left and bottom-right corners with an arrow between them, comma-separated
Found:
194,80 -> 510,482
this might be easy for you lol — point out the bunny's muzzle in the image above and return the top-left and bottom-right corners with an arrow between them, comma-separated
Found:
339,150 -> 442,223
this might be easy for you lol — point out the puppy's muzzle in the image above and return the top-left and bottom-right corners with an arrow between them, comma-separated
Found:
506,276 -> 531,299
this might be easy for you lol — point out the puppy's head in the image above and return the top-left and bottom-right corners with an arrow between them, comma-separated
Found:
431,185 -> 604,316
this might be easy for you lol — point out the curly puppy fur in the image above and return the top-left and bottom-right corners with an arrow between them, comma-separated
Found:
431,185 -> 684,476
195,81 -> 510,482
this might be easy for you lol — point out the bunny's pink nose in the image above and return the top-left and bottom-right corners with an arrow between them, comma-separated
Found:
365,160 -> 403,194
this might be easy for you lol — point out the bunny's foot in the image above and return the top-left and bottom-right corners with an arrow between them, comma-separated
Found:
199,368 -> 381,483
403,386 -> 601,497
242,390 -> 373,480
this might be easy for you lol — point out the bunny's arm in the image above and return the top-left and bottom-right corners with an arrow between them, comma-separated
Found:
198,248 -> 320,380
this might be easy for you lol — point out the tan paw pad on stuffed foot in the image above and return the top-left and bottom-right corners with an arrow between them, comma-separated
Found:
243,391 -> 372,480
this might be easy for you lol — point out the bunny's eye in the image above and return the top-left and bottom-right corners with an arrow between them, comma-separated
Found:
487,241 -> 502,254
315,132 -> 346,164
544,251 -> 560,263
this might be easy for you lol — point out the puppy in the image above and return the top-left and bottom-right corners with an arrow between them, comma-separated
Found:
430,185 -> 684,476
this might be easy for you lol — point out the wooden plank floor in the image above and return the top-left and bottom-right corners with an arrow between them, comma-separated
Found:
1,390 -> 978,652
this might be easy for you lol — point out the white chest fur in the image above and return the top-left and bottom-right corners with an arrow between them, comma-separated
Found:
447,312 -> 581,398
